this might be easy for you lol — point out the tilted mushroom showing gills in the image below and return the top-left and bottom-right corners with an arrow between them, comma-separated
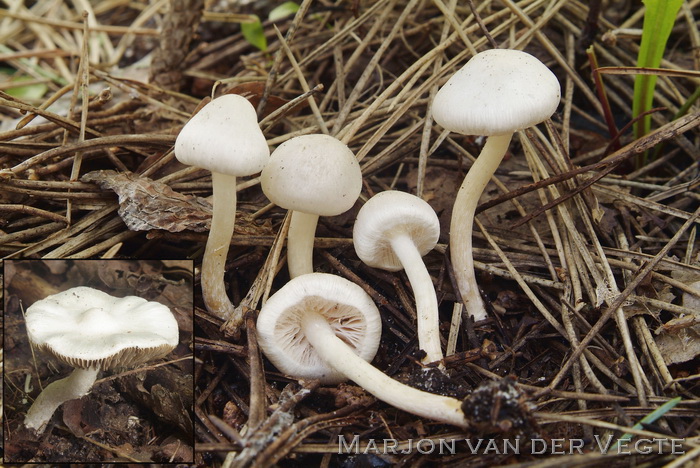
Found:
261,134 -> 362,278
175,94 -> 270,326
23,286 -> 179,434
257,273 -> 468,428
353,190 -> 443,364
432,49 -> 561,322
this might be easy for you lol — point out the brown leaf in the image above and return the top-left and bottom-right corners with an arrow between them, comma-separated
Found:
82,170 -> 211,232
655,325 -> 700,365
118,367 -> 194,438
62,397 -> 102,437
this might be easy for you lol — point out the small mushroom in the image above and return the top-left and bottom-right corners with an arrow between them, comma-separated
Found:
261,134 -> 362,278
257,273 -> 468,427
175,94 -> 270,325
353,190 -> 443,364
23,286 -> 179,434
431,49 -> 561,321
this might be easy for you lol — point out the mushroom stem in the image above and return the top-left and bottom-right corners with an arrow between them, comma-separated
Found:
300,309 -> 467,428
287,210 -> 319,278
450,133 -> 513,322
389,233 -> 443,364
24,366 -> 100,434
201,171 -> 240,324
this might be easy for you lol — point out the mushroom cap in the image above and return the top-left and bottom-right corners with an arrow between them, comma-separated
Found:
353,190 -> 440,271
174,94 -> 270,176
260,134 -> 362,216
25,286 -> 179,370
257,273 -> 381,384
432,49 -> 561,136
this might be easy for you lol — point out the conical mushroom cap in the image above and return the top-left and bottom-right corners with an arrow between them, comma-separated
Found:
432,49 -> 561,136
25,287 -> 179,370
175,94 -> 270,176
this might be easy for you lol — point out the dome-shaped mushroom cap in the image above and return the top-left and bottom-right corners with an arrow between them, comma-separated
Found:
260,134 -> 362,216
432,49 -> 561,136
25,287 -> 179,370
353,191 -> 440,272
257,273 -> 381,384
174,94 -> 270,176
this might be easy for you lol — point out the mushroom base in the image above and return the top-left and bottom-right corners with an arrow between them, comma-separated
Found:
301,310 -> 468,428
24,366 -> 100,434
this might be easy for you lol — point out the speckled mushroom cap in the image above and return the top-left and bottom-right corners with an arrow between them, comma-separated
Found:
25,286 -> 179,370
174,94 -> 270,175
432,49 -> 561,136
257,273 -> 381,384
353,190 -> 440,272
260,134 -> 362,216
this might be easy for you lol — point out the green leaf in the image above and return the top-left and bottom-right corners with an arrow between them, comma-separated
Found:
269,2 -> 299,22
242,15 -> 267,51
632,0 -> 684,141
3,75 -> 49,100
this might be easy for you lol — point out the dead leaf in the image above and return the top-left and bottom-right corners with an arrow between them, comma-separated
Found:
659,315 -> 700,333
118,367 -> 194,438
156,437 -> 194,463
82,170 -> 212,232
655,325 -> 700,365
655,279 -> 700,365
62,397 -> 102,437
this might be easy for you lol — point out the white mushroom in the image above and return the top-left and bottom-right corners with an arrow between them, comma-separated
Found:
175,94 -> 270,325
353,190 -> 443,364
260,134 -> 362,278
257,273 -> 468,428
23,286 -> 179,434
432,49 -> 561,322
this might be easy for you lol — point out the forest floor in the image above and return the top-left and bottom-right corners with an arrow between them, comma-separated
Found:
1,0 -> 699,466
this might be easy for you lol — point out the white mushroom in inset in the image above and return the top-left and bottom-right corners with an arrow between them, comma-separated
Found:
175,94 -> 270,325
353,190 -> 443,365
23,286 -> 179,434
260,134 -> 362,278
431,49 -> 561,322
257,273 -> 468,428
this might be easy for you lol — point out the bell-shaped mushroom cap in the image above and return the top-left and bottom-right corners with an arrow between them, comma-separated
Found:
257,273 -> 381,384
353,190 -> 440,272
25,286 -> 179,370
174,94 -> 270,176
260,134 -> 362,216
432,49 -> 561,136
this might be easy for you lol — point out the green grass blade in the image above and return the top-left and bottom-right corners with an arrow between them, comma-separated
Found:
610,397 -> 682,450
632,0 -> 683,142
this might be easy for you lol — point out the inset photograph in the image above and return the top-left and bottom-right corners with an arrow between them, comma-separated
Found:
3,259 -> 194,463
